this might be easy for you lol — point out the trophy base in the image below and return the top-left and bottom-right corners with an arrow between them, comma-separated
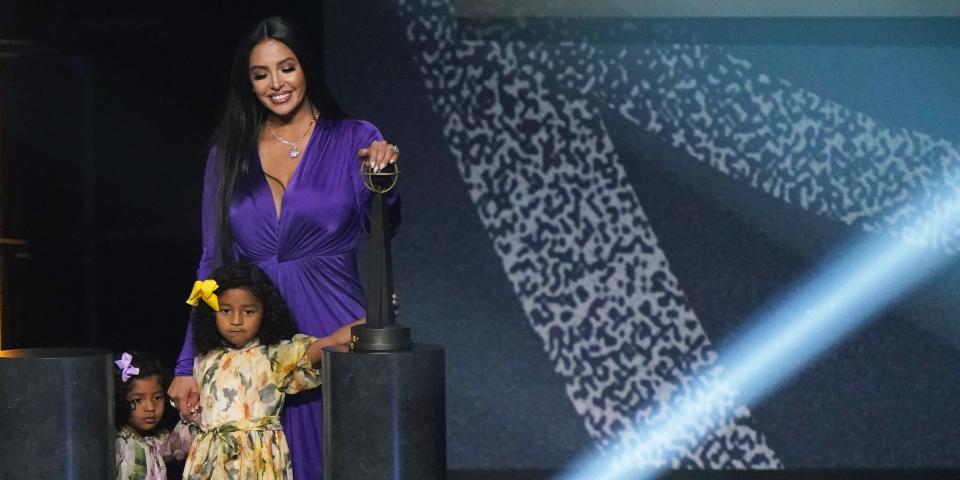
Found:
323,343 -> 446,480
351,323 -> 411,351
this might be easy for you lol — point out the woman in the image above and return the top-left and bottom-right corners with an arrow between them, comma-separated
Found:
168,17 -> 400,478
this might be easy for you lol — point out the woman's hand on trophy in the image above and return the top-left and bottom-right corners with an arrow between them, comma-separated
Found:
358,139 -> 399,173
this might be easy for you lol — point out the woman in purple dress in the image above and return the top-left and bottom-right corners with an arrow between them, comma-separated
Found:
168,17 -> 400,478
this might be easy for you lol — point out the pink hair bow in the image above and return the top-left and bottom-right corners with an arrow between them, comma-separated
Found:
114,352 -> 140,382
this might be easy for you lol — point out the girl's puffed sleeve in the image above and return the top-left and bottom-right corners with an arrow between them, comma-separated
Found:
269,334 -> 322,394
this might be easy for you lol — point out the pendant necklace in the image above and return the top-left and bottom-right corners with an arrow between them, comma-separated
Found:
267,109 -> 319,158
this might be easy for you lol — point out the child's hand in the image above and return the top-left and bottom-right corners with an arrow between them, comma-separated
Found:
328,323 -> 354,347
317,318 -> 365,348
181,410 -> 201,426
308,318 -> 367,363
334,318 -> 367,346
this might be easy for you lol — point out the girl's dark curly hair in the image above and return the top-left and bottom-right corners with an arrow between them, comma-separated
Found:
191,262 -> 298,355
113,351 -> 167,432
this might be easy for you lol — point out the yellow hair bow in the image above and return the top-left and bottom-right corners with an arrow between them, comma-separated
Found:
186,279 -> 220,311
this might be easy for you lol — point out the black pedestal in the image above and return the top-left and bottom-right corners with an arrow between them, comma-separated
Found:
0,348 -> 114,479
323,343 -> 446,480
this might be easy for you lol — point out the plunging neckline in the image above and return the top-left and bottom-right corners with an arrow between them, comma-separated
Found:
258,119 -> 321,222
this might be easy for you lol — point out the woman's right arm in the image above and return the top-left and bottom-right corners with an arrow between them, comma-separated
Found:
168,150 -> 220,416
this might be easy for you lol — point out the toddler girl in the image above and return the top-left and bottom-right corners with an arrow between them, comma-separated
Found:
114,351 -> 193,479
182,262 -> 356,479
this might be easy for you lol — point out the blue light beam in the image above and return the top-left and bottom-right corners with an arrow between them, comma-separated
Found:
558,187 -> 960,480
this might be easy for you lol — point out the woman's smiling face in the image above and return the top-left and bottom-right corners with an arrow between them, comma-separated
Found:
249,39 -> 308,118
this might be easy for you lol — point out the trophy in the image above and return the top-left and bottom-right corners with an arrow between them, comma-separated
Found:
352,160 -> 409,351
322,156 -> 446,480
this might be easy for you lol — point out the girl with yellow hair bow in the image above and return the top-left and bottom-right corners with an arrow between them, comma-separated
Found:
181,262 -> 361,479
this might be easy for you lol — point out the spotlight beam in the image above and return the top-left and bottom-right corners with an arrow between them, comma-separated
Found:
558,187 -> 960,480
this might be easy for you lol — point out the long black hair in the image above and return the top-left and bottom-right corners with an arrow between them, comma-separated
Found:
211,16 -> 345,263
113,351 -> 167,432
191,262 -> 299,355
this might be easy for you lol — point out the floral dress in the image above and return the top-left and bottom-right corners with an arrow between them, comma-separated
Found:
183,334 -> 320,479
116,423 -> 194,480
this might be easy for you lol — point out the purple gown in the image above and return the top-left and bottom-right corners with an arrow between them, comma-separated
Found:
176,118 -> 400,479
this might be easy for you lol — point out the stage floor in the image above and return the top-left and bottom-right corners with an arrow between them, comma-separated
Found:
448,469 -> 960,480
171,463 -> 960,478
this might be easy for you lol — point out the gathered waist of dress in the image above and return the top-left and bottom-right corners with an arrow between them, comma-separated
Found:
200,415 -> 283,434
190,416 -> 284,469
244,249 -> 357,265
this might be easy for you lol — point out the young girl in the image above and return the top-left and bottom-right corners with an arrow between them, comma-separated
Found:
182,262 -> 357,479
113,351 -> 193,480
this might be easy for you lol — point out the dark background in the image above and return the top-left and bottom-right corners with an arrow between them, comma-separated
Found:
3,0 -> 960,473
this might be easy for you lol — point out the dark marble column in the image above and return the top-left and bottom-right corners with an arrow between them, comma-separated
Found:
0,348 -> 114,479
323,344 -> 446,480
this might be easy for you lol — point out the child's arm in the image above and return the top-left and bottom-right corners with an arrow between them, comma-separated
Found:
306,318 -> 366,364
160,421 -> 198,462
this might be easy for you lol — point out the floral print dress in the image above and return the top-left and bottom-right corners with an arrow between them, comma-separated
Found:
183,334 -> 320,479
116,423 -> 194,480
